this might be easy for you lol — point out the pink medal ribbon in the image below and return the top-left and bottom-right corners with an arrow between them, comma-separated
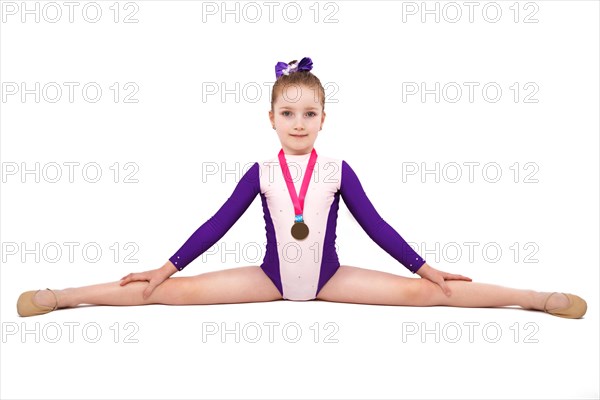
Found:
278,147 -> 318,240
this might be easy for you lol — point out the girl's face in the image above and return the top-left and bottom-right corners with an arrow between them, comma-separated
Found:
269,84 -> 326,155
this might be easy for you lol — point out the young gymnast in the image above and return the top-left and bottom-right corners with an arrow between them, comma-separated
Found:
17,57 -> 587,319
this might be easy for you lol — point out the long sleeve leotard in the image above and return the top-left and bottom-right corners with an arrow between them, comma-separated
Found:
169,151 -> 427,300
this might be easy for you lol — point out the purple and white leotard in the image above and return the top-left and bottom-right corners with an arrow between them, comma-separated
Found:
169,150 -> 427,301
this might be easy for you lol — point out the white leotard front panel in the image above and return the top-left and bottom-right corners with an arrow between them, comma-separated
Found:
259,152 -> 342,300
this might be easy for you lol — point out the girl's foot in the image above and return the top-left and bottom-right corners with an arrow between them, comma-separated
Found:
538,292 -> 587,319
538,291 -> 569,310
17,289 -> 62,317
33,289 -> 62,309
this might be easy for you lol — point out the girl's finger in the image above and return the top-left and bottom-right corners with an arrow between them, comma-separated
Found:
449,274 -> 471,281
143,284 -> 156,300
443,272 -> 471,281
120,273 -> 145,286
435,276 -> 451,296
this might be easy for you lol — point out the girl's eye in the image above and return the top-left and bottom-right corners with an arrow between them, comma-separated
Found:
282,111 -> 317,117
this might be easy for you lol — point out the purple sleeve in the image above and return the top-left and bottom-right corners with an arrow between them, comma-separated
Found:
168,162 -> 260,271
339,160 -> 426,273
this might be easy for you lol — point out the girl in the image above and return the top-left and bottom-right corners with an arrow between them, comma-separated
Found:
17,57 -> 587,319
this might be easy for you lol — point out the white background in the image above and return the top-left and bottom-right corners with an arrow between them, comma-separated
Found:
1,1 -> 598,399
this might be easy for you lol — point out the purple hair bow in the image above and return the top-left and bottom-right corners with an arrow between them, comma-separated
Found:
275,57 -> 313,79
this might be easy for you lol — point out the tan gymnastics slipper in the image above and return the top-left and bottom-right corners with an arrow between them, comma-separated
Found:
543,292 -> 587,319
17,288 -> 58,317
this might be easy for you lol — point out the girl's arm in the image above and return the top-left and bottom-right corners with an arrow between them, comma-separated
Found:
339,160 -> 427,273
168,162 -> 261,271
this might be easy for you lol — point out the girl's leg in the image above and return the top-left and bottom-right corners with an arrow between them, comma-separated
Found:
315,265 -> 569,311
32,266 -> 283,309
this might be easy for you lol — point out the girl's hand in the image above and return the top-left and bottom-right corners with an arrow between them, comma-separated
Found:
415,262 -> 472,296
119,261 -> 178,299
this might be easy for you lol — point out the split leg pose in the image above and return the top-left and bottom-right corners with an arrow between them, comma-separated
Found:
17,261 -> 586,319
